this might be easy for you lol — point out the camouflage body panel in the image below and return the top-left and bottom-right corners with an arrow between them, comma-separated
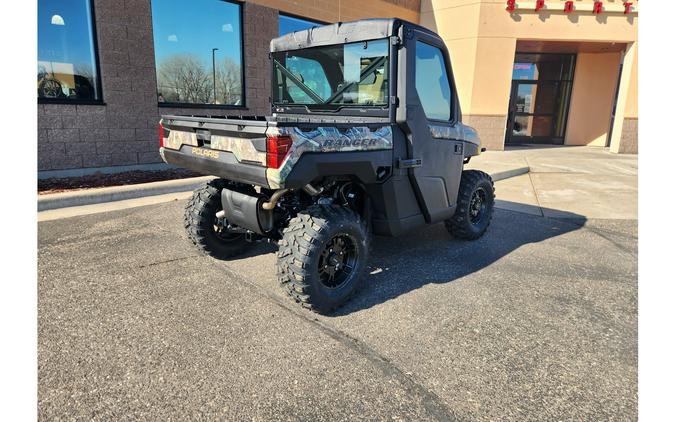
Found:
428,123 -> 481,147
211,135 -> 266,165
266,126 -> 393,189
163,130 -> 198,150
163,130 -> 266,165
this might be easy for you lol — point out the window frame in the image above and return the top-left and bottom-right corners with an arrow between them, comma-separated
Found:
271,39 -> 390,109
152,0 -> 246,109
411,33 -> 460,125
507,52 -> 577,145
37,0 -> 105,105
278,13 -> 327,36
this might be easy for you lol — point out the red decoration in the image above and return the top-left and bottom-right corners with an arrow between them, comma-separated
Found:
535,0 -> 545,12
564,1 -> 574,13
623,2 -> 633,14
593,1 -> 603,14
506,0 -> 516,12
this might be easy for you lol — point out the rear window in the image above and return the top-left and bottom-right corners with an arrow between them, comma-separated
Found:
272,39 -> 389,109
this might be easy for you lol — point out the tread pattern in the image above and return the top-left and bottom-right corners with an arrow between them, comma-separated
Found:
277,205 -> 369,313
445,170 -> 495,240
183,179 -> 252,259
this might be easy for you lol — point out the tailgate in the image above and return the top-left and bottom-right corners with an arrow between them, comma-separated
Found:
160,115 -> 272,187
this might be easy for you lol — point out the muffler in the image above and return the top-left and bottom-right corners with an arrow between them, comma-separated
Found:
220,188 -> 274,235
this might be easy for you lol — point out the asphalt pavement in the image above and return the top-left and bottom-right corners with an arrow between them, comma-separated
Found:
38,199 -> 637,420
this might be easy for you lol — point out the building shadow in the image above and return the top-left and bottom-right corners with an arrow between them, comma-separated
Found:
330,203 -> 586,316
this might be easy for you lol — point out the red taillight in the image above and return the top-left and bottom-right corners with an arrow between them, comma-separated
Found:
266,135 -> 293,169
158,122 -> 165,148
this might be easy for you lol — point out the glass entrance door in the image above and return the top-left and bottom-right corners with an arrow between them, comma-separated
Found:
506,54 -> 575,145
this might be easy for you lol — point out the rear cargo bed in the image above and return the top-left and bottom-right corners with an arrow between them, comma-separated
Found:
159,115 -> 274,187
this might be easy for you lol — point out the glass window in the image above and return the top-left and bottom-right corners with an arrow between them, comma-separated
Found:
151,0 -> 243,106
512,54 -> 575,81
37,0 -> 100,101
272,39 -> 389,108
283,57 -> 331,103
279,14 -> 321,36
415,41 -> 452,121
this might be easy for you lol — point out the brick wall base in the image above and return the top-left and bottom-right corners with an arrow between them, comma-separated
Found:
462,115 -> 507,152
617,118 -> 638,154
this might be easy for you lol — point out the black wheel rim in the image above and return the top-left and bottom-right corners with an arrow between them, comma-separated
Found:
469,187 -> 487,225
212,213 -> 244,242
318,234 -> 358,289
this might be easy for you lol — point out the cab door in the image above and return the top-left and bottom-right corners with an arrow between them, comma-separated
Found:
396,26 -> 464,224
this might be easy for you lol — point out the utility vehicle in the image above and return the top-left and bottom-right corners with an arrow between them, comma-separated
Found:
159,18 -> 495,313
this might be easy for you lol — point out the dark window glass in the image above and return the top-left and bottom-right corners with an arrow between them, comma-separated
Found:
279,14 -> 321,36
415,41 -> 452,121
151,0 -> 243,106
37,0 -> 100,101
554,81 -> 573,136
272,39 -> 389,108
512,54 -> 575,81
512,115 -> 553,137
514,82 -> 559,115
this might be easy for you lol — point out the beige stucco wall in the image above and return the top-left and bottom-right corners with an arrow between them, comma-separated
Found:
624,45 -> 638,119
246,0 -> 420,24
566,52 -> 622,146
420,0 -> 638,152
610,41 -> 638,153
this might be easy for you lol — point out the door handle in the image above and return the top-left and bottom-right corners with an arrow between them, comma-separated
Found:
398,158 -> 422,168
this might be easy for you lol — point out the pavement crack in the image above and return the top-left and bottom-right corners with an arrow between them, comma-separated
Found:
580,226 -> 637,257
546,217 -> 637,257
137,255 -> 201,268
525,170 -> 544,217
213,260 -> 459,421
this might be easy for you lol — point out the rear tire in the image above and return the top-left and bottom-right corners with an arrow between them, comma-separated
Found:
277,205 -> 369,314
184,179 -> 254,259
445,170 -> 495,240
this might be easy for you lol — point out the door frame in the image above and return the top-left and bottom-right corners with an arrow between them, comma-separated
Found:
506,52 -> 576,146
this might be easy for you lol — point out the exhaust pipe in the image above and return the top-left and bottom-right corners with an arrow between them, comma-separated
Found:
303,183 -> 323,196
262,188 -> 289,210
261,183 -> 323,210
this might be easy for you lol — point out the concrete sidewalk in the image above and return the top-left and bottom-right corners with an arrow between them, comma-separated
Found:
470,146 -> 637,219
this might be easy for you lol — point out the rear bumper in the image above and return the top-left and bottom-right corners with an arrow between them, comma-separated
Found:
160,146 -> 269,188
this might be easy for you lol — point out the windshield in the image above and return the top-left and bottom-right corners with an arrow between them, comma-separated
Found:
272,39 -> 389,108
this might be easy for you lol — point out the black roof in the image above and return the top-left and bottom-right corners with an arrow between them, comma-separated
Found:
270,18 -> 441,52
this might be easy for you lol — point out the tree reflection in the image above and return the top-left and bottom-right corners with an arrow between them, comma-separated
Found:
156,54 -> 242,105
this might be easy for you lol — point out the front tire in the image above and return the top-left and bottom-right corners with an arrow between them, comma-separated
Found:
277,205 -> 370,314
445,170 -> 495,240
184,179 -> 254,259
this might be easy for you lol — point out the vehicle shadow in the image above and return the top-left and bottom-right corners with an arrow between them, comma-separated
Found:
331,201 -> 587,317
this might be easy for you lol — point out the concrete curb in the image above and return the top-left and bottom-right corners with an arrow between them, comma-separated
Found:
489,166 -> 530,182
38,176 -> 215,212
38,166 -> 530,212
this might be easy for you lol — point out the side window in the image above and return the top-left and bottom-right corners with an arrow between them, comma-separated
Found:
415,41 -> 452,121
37,0 -> 101,101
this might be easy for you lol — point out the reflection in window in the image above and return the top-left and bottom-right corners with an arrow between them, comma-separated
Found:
151,0 -> 243,106
512,54 -> 575,81
279,14 -> 321,36
37,0 -> 100,101
284,57 -> 331,102
415,41 -> 452,121
272,39 -> 389,107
